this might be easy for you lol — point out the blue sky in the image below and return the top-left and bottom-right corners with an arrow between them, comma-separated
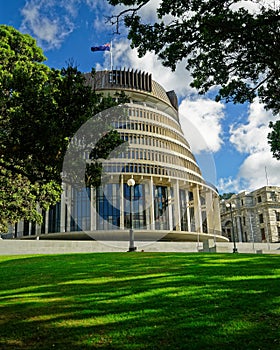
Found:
1,0 -> 279,193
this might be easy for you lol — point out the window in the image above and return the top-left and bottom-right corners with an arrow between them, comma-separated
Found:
275,211 -> 280,221
261,228 -> 266,241
259,213 -> 264,224
257,196 -> 262,203
97,184 -> 120,230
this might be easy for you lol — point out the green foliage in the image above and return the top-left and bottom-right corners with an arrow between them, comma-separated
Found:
108,0 -> 280,159
0,25 -> 128,231
0,162 -> 61,232
219,192 -> 235,200
108,0 -> 280,114
0,253 -> 279,349
268,120 -> 280,160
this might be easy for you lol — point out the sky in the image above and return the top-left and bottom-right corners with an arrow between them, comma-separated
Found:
1,0 -> 279,194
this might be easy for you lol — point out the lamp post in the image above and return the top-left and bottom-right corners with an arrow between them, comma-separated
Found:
127,178 -> 136,252
226,203 -> 238,253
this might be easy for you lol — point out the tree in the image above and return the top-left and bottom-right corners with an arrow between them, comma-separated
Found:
0,25 -> 127,232
219,192 -> 236,200
107,0 -> 280,158
108,0 -> 279,112
268,120 -> 280,160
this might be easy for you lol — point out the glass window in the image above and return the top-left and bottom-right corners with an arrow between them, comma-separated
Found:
124,183 -> 146,229
97,184 -> 121,229
154,186 -> 169,230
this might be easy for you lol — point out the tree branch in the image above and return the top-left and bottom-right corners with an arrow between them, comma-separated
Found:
251,72 -> 273,92
106,1 -> 149,34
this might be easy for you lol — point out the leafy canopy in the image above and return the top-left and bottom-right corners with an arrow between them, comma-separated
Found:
268,120 -> 280,160
0,25 -> 127,232
108,0 -> 279,113
107,0 -> 280,158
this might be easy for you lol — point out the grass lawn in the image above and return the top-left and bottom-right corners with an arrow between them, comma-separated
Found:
0,252 -> 279,350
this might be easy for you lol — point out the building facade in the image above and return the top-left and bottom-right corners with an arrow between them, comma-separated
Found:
221,186 -> 280,243
11,69 -> 226,242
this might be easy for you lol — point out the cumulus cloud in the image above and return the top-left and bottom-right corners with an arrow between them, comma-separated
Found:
230,0 -> 279,13
138,0 -> 161,21
218,100 -> 280,193
229,101 -> 275,153
20,0 -> 80,50
238,152 -> 279,189
218,151 -> 280,193
179,98 -> 225,154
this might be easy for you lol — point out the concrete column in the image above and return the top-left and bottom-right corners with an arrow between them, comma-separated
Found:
193,185 -> 202,233
186,190 -> 191,232
120,176 -> 125,229
236,216 -> 243,242
173,179 -> 181,231
213,196 -> 221,235
168,186 -> 173,231
17,221 -> 24,238
90,186 -> 97,231
60,182 -> 66,233
149,177 -> 155,230
66,184 -> 71,232
206,190 -> 214,235
28,222 -> 32,236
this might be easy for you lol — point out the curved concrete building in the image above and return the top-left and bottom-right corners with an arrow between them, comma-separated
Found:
14,69 -> 227,243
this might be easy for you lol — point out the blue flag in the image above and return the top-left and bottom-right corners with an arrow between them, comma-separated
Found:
91,43 -> 110,52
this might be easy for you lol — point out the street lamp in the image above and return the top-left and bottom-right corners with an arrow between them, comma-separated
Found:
226,203 -> 238,253
127,178 -> 136,252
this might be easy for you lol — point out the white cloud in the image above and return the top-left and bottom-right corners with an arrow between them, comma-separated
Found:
218,100 -> 280,193
138,0 -> 161,21
218,151 -> 280,193
238,152 -> 280,189
179,98 -> 225,154
217,176 -> 247,194
230,0 -> 279,13
20,0 -> 78,50
229,101 -> 275,154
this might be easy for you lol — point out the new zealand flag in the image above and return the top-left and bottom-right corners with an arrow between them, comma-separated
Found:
91,43 -> 110,52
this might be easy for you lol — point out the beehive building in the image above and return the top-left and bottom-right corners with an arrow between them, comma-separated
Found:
12,69 -> 226,243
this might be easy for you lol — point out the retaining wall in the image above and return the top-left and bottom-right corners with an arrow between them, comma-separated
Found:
0,239 -> 280,255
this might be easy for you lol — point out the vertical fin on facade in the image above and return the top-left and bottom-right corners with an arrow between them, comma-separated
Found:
167,90 -> 178,111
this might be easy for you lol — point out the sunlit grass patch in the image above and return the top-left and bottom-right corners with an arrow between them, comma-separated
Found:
0,252 -> 279,349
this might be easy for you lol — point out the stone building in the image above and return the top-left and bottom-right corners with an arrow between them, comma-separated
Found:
10,69 -> 227,243
221,186 -> 280,243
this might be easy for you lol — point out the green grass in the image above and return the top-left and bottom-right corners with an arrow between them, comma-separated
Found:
0,253 -> 279,350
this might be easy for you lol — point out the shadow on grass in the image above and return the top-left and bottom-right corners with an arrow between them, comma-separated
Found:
0,253 -> 279,349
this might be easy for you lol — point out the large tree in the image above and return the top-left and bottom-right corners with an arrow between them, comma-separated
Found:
0,25 -> 127,232
108,0 -> 280,156
108,0 -> 279,111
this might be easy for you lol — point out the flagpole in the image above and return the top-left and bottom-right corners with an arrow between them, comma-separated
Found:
110,40 -> 113,71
